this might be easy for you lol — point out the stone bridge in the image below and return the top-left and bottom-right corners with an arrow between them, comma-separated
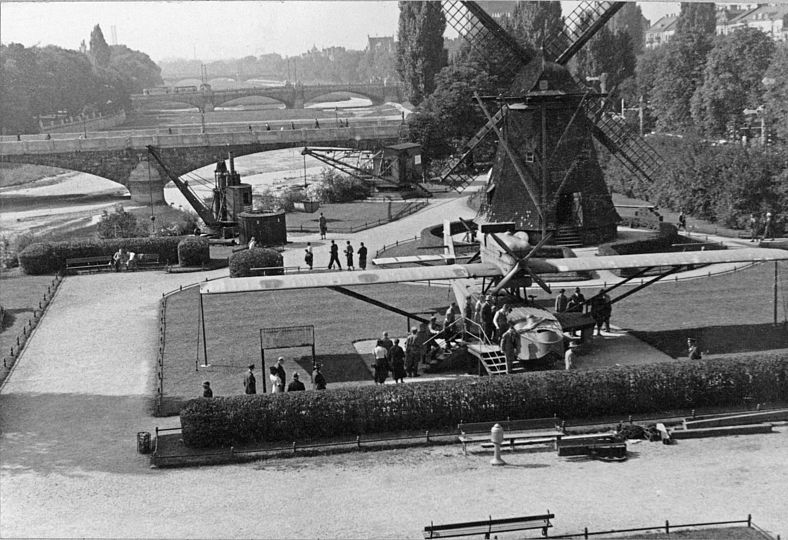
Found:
0,122 -> 403,204
132,82 -> 404,111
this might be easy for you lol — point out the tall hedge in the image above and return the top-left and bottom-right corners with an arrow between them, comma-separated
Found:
180,354 -> 788,448
177,237 -> 210,267
18,236 -> 186,275
228,248 -> 284,277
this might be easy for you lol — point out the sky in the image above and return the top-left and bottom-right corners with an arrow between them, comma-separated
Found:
0,1 -> 685,63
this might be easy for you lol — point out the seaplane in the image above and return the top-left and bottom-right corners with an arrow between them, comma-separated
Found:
200,219 -> 788,373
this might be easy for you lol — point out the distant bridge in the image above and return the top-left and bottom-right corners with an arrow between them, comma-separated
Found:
0,121 -> 403,204
132,82 -> 404,111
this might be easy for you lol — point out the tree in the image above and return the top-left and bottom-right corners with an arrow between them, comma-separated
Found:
89,24 -> 111,68
609,3 -> 646,55
650,3 -> 716,132
763,43 -> 788,142
573,26 -> 636,105
109,45 -> 163,93
97,205 -> 144,238
506,1 -> 563,55
396,2 -> 446,105
691,29 -> 775,137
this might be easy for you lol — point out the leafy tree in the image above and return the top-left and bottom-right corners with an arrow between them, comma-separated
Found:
763,43 -> 788,142
97,205 -> 145,239
506,1 -> 563,55
396,1 -> 447,104
650,3 -> 716,132
109,45 -> 163,93
0,44 -> 39,134
573,26 -> 636,106
609,3 -> 646,55
89,24 -> 111,68
691,29 -> 775,137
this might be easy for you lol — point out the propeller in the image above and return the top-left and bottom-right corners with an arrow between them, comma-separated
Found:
487,231 -> 554,295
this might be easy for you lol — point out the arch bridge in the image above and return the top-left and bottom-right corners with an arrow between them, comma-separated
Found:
0,122 -> 403,204
132,82 -> 404,111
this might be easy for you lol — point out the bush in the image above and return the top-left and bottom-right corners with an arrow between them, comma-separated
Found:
17,242 -> 59,275
17,236 -> 186,274
228,248 -> 283,277
97,204 -> 146,239
178,237 -> 210,267
311,169 -> 371,203
180,354 -> 788,448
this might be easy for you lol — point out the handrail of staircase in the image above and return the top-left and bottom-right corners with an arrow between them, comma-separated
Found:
459,316 -> 498,349
421,316 -> 467,351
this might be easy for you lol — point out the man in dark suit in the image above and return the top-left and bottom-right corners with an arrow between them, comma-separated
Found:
287,373 -> 306,392
244,364 -> 256,394
328,240 -> 341,270
555,289 -> 569,313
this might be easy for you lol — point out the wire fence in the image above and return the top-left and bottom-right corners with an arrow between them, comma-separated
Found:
545,515 -> 770,539
287,201 -> 428,234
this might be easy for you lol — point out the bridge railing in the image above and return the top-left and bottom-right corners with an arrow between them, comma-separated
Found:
0,122 -> 403,155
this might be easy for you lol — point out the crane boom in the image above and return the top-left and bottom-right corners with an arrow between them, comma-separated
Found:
146,145 -> 220,227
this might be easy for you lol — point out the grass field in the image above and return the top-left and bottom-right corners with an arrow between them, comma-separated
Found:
0,269 -> 60,387
159,281 -> 455,414
285,200 -> 427,232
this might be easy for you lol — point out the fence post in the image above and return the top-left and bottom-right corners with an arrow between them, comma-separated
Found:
584,527 -> 589,539
665,520 -> 670,534
747,514 -> 752,527
425,430 -> 430,443
356,435 -> 361,448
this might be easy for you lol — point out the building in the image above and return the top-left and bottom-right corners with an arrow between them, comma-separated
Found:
645,14 -> 679,48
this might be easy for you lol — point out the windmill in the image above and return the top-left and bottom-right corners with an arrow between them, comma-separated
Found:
439,1 -> 663,247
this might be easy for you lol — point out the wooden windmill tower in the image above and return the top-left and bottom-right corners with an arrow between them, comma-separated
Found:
439,1 -> 664,247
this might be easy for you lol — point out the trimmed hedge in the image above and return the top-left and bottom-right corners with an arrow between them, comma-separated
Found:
178,237 -> 210,267
18,236 -> 185,275
180,354 -> 788,448
228,248 -> 284,277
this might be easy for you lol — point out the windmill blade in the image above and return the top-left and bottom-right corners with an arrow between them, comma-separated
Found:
584,100 -> 664,187
545,1 -> 625,65
442,1 -> 532,77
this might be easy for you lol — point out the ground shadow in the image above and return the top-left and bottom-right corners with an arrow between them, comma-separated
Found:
294,353 -> 370,383
0,392 -> 158,476
632,323 -> 788,358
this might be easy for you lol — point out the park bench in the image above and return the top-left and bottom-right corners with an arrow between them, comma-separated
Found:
128,253 -> 161,270
65,255 -> 114,274
423,511 -> 554,539
457,417 -> 564,455
556,431 -> 626,460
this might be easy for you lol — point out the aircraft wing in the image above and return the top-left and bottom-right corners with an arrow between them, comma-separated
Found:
536,248 -> 788,273
200,263 -> 502,295
373,254 -> 473,266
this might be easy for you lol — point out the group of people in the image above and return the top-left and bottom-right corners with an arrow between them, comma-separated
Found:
200,358 -> 327,397
111,248 -> 137,272
749,212 -> 777,241
325,239 -> 368,271
372,328 -> 437,384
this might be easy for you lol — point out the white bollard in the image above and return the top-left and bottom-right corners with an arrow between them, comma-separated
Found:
490,423 -> 506,466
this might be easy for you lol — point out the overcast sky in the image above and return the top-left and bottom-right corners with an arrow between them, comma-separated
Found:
1,1 -> 682,62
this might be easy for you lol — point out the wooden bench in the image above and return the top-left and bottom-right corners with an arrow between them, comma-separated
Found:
65,255 -> 114,274
128,253 -> 161,270
424,512 -> 554,539
458,417 -> 564,455
557,431 -> 626,460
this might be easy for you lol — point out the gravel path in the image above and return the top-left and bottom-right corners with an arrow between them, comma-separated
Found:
2,197 -> 786,538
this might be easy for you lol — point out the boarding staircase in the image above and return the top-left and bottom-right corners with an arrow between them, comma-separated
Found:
461,318 -> 525,375
553,225 -> 583,248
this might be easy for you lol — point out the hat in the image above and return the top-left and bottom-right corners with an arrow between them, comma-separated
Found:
202,381 -> 210,387
277,357 -> 284,363
293,373 -> 299,379
248,364 -> 255,370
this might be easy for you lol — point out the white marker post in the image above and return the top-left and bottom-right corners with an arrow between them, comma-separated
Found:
490,423 -> 506,466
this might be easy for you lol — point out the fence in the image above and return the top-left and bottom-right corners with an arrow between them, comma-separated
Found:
547,515 -> 774,539
0,274 -> 63,388
287,201 -> 428,234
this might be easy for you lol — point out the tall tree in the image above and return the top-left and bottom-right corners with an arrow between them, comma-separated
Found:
609,3 -> 646,54
763,42 -> 788,142
650,3 -> 716,132
691,28 -> 775,136
89,24 -> 111,68
573,26 -> 636,105
506,1 -> 563,55
396,2 -> 446,105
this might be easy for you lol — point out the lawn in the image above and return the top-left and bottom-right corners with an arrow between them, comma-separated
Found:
0,269 -> 61,386
159,281 -> 455,415
285,200 -> 427,233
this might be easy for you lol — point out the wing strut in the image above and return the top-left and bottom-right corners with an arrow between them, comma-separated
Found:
328,286 -> 430,324
610,266 -> 685,305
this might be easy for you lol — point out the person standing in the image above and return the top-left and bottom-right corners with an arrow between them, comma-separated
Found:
318,213 -> 327,239
202,381 -> 213,398
761,212 -> 775,241
269,366 -> 282,393
555,289 -> 569,313
357,242 -> 368,270
481,295 -> 494,342
287,373 -> 306,391
405,327 -> 420,378
312,364 -> 327,390
749,213 -> 759,242
564,341 -> 578,370
389,338 -> 406,383
373,342 -> 389,384
688,338 -> 702,360
304,242 -> 314,270
248,236 -> 257,250
492,304 -> 510,342
244,364 -> 257,394
328,240 -> 342,270
444,301 -> 461,347
500,324 -> 519,374
275,357 -> 287,393
568,288 -> 585,313
590,291 -> 612,335
344,241 -> 355,270
678,211 -> 687,231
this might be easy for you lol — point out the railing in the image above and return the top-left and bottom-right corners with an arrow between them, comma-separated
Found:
548,515 -> 766,539
0,274 -> 63,389
373,235 -> 421,259
288,202 -> 428,235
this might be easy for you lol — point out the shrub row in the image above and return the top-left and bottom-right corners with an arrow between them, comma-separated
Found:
228,248 -> 284,277
177,237 -> 210,267
180,354 -> 788,448
18,236 -> 187,275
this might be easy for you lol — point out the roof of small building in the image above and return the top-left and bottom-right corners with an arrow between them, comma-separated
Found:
646,14 -> 679,34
